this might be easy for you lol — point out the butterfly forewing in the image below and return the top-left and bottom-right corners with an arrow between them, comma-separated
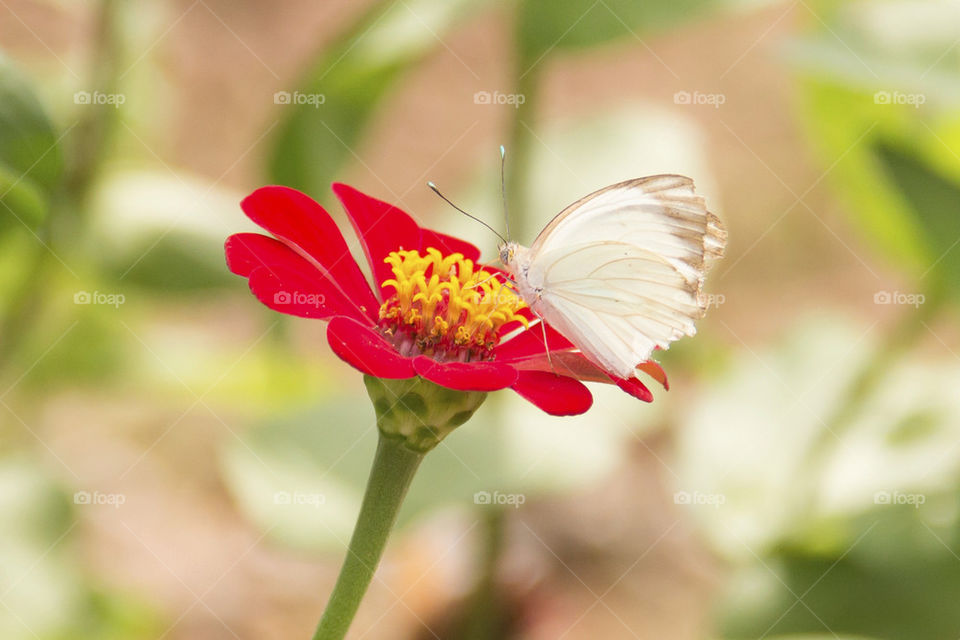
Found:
513,174 -> 726,379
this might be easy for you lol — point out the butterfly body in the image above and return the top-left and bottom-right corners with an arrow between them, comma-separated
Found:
499,241 -> 539,299
500,175 -> 726,380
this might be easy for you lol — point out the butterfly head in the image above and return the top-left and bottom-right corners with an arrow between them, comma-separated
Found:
498,241 -> 519,268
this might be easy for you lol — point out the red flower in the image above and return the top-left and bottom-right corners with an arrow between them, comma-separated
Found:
225,184 -> 668,416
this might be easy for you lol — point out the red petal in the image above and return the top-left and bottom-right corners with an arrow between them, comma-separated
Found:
637,361 -> 669,390
509,351 -> 610,383
247,266 -> 358,321
495,322 -> 575,361
241,187 -> 379,313
614,376 -> 654,403
326,317 -> 415,379
226,233 -> 275,277
412,356 -> 518,392
419,229 -> 481,262
332,183 -> 421,299
511,371 -> 593,416
228,233 -> 375,323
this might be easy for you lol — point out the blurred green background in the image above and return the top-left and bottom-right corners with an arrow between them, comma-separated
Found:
1,0 -> 960,638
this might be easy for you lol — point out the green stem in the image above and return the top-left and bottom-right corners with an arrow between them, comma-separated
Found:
312,434 -> 424,640
62,0 -> 122,214
505,15 -> 541,242
0,237 -> 54,371
0,0 -> 121,372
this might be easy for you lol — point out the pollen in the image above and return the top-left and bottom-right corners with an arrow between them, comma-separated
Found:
378,248 -> 528,361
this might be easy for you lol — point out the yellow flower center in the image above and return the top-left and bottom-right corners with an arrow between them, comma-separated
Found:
378,248 -> 528,361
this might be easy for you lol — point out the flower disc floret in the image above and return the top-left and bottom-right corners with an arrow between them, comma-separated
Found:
378,248 -> 528,361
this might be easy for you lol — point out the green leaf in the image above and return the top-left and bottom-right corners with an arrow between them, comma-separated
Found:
0,163 -> 46,231
267,60 -> 406,198
786,1 -> 960,272
222,383 -> 645,552
0,457 -> 161,639
0,55 -> 63,190
873,141 -> 960,285
268,0 -> 491,198
793,81 -> 932,270
102,232 -> 235,294
18,304 -> 128,388
516,0 -> 713,65
0,54 -> 62,230
720,505 -> 960,640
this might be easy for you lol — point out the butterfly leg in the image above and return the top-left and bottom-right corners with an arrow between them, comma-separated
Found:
464,272 -> 499,290
538,317 -> 557,376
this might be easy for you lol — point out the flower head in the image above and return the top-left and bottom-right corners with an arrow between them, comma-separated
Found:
225,184 -> 667,416
378,247 -> 528,361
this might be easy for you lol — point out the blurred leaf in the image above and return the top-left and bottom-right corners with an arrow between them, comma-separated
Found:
103,232 -> 234,293
792,80 -> 934,270
787,2 -> 960,272
89,169 -> 246,294
0,54 -> 63,230
223,383 -> 646,552
763,637 -> 878,640
676,315 -> 960,560
784,37 -> 960,103
71,589 -> 161,640
0,55 -> 63,190
268,0 -> 491,197
21,304 -> 128,388
0,233 -> 37,300
268,61 -> 402,200
0,457 -> 160,640
721,503 -> 960,640
0,458 -> 77,640
0,163 -> 46,231
873,141 -> 960,285
677,315 -> 960,638
515,0 -> 713,65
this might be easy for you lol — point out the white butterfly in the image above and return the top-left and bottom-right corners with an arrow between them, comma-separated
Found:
499,174 -> 727,379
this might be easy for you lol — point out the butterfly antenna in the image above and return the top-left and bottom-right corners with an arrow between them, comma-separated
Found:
499,145 -> 512,241
427,181 -> 507,244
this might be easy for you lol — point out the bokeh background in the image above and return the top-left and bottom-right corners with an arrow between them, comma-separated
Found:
2,0 -> 960,638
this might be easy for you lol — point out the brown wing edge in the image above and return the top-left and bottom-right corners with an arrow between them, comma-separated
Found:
534,174 -> 729,320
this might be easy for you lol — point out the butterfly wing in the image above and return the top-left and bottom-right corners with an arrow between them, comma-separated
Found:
520,175 -> 726,378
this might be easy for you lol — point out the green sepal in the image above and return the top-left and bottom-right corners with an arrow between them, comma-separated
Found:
363,375 -> 487,453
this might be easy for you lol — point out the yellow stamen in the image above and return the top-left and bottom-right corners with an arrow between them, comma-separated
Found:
378,248 -> 528,360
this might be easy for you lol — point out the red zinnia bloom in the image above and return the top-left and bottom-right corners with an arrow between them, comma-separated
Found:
224,184 -> 668,416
